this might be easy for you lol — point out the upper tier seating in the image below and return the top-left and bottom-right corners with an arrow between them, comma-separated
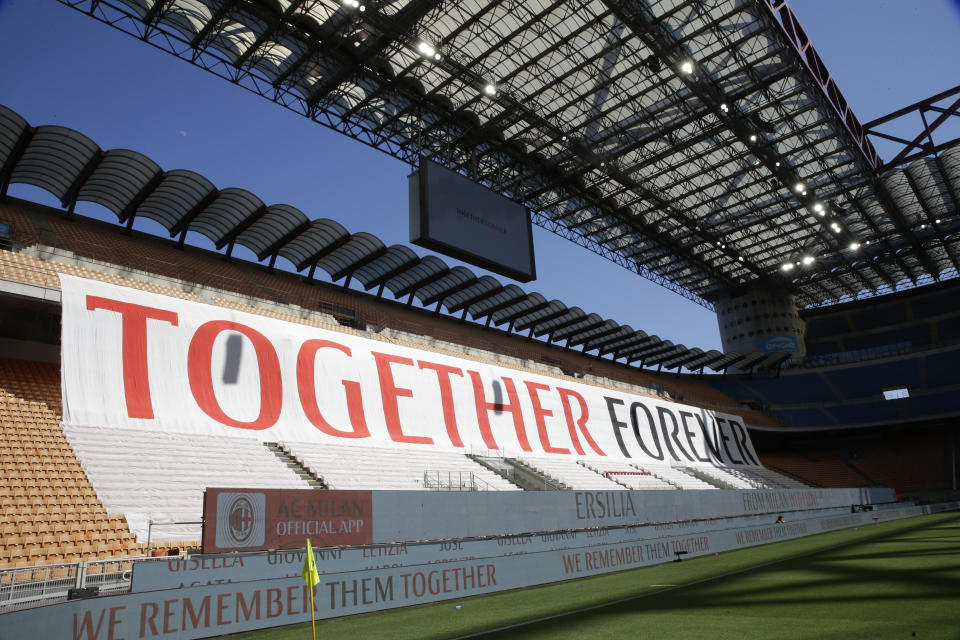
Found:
65,425 -> 311,542
280,441 -> 520,491
517,456 -> 624,490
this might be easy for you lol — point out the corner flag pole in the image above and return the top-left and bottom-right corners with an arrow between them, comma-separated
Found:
302,539 -> 320,640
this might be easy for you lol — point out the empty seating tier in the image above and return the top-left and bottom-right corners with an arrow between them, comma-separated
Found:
280,441 -> 520,491
516,456 -> 624,490
65,426 -> 312,543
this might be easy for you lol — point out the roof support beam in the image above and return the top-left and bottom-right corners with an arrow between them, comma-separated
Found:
172,189 -> 221,246
215,204 -> 269,250
529,312 -> 585,338
118,168 -> 165,229
393,267 -> 450,299
295,233 -> 352,272
553,317 -> 606,343
365,256 -> 422,292
420,275 -> 478,307
0,126 -> 35,198
446,285 -> 504,314
568,325 -> 621,350
257,219 -> 312,262
496,299 -> 552,327
330,245 -> 389,282
472,293 -> 528,323
516,305 -> 568,336
62,150 -> 106,216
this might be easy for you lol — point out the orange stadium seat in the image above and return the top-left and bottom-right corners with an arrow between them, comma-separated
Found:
0,358 -> 152,567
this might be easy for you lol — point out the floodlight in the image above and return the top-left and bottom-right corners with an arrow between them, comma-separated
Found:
849,242 -> 860,251
781,263 -> 794,272
794,182 -> 804,192
417,42 -> 436,57
484,83 -> 496,96
802,255 -> 814,265
680,60 -> 694,74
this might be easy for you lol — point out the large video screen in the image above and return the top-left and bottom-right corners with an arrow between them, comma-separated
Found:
410,158 -> 536,282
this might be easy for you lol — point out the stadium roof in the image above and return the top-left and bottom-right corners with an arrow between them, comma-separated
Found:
56,0 -> 960,310
0,102 -> 789,374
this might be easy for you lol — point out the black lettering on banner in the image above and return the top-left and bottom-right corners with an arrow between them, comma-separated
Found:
729,420 -> 758,465
696,413 -> 722,462
716,418 -> 742,465
629,402 -> 664,461
680,411 -> 711,463
604,397 -> 632,458
657,406 -> 693,463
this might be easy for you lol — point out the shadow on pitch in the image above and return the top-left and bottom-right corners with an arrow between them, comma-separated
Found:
468,515 -> 960,639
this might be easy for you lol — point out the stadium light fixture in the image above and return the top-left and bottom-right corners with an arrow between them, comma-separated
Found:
793,182 -> 804,193
720,103 -> 729,113
936,218 -> 941,223
813,203 -> 824,213
680,60 -> 694,74
802,255 -> 814,265
775,161 -> 780,167
830,222 -> 842,233
781,263 -> 794,272
483,83 -> 496,96
417,42 -> 436,58
749,134 -> 757,142
849,242 -> 861,251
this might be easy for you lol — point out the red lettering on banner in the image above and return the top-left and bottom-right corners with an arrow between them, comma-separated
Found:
71,606 -> 125,640
558,387 -> 605,456
217,593 -> 232,627
266,588 -> 283,618
372,352 -> 433,445
285,585 -> 300,618
467,371 -> 531,452
296,340 -> 369,438
73,608 -> 103,640
139,602 -> 159,637
187,321 -> 282,429
162,598 -> 177,634
235,590 -> 261,623
183,595 -> 210,630
86,296 -> 178,420
417,360 -> 465,447
525,381 -> 569,454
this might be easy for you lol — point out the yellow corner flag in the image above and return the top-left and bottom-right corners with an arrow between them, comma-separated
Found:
303,539 -> 320,640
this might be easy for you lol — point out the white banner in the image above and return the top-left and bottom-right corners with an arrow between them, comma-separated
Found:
364,487 -> 883,542
133,506 -> 859,592
60,275 -> 761,466
0,505 -> 937,640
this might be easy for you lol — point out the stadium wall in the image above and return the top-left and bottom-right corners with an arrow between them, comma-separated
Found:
0,503 -> 949,640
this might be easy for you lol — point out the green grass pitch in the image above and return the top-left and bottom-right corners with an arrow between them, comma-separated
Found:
225,512 -> 960,640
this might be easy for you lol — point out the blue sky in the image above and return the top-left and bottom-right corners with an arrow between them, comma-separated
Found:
1,0 -> 958,353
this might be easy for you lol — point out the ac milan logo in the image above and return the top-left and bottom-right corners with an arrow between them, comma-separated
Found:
216,491 -> 265,548
229,496 -> 255,543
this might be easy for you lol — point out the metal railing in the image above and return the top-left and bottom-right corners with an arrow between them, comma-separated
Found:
0,557 -> 138,613
422,470 -> 493,491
